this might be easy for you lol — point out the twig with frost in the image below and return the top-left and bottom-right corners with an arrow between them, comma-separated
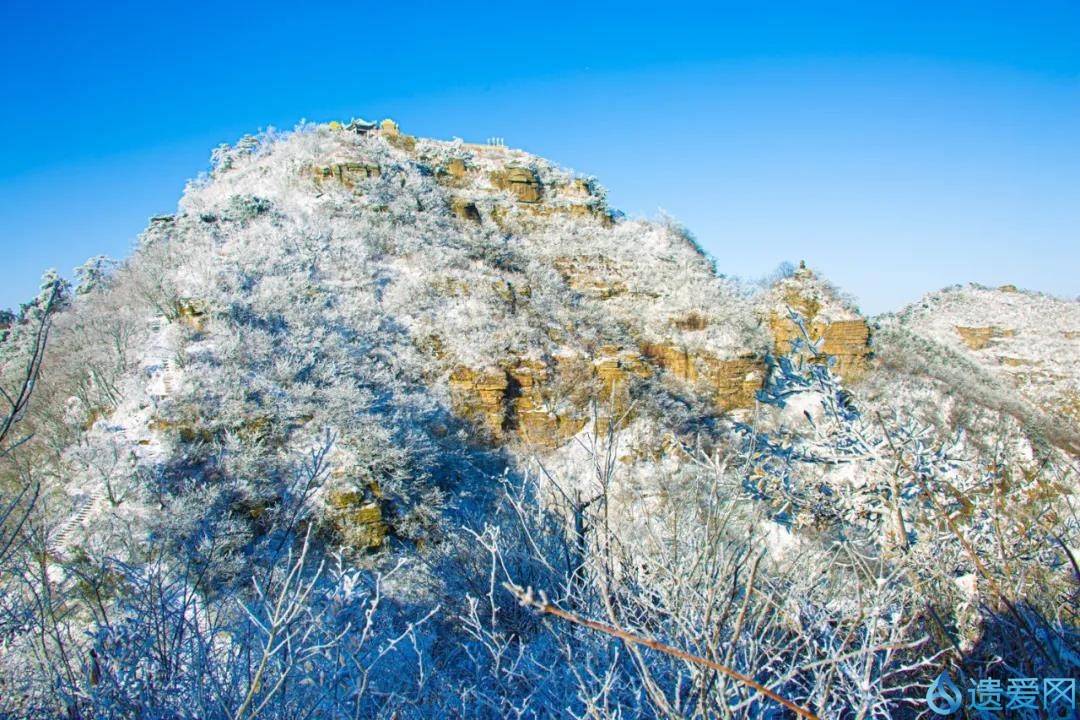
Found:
506,583 -> 821,720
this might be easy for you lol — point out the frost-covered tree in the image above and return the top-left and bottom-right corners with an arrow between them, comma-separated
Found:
73,255 -> 118,296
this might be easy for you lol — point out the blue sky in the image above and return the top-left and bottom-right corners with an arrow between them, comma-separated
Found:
1,1 -> 1077,314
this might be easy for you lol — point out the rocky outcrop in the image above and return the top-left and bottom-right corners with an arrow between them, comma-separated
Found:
507,360 -> 589,447
954,326 -> 1015,350
448,351 -> 644,448
448,366 -> 513,441
379,118 -> 417,151
448,343 -> 764,448
448,357 -> 596,448
311,162 -> 381,188
490,166 -> 542,203
770,317 -> 871,378
307,123 -> 612,230
642,344 -> 765,410
447,197 -> 481,222
593,346 -> 651,392
279,125 -> 866,453
450,197 -> 482,223
326,487 -> 387,550
767,266 -> 871,380
436,158 -> 472,188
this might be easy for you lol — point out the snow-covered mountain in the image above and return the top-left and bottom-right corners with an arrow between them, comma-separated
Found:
47,119 -> 884,555
1,119 -> 1076,719
889,283 -> 1080,429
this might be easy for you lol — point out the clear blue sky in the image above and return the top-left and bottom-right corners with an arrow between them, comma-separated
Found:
2,1 -> 1078,314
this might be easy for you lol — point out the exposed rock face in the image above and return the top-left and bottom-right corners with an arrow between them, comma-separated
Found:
448,366 -> 513,441
311,162 -> 381,188
448,351 -> 640,448
313,121 -> 614,229
771,318 -> 871,378
373,117 -> 416,151
438,157 -> 471,188
448,356 -> 604,448
450,197 -> 481,223
178,120 -> 854,466
642,344 -> 765,410
593,346 -> 651,391
767,266 -> 872,380
448,343 -> 765,447
490,166 -> 543,203
507,359 -> 590,447
326,488 -> 387,550
705,355 -> 768,410
954,325 -> 1015,350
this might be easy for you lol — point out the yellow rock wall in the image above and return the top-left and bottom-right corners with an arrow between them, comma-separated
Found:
490,167 -> 543,203
642,344 -> 765,410
769,314 -> 871,381
766,267 -> 872,381
449,344 -> 765,449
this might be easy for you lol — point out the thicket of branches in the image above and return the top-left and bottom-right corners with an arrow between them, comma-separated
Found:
0,285 -> 1074,718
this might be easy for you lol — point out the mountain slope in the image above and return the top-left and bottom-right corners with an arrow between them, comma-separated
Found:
889,283 -> 1080,427
0,119 -> 1076,719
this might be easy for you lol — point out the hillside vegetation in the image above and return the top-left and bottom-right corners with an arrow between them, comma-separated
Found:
0,119 -> 1076,719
